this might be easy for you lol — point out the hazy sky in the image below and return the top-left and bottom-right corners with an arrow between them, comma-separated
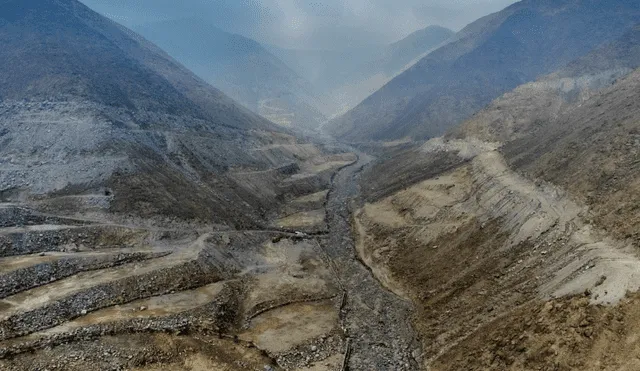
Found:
80,0 -> 518,50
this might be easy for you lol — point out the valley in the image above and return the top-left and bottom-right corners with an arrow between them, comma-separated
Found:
0,141 -> 423,371
3,0 -> 640,370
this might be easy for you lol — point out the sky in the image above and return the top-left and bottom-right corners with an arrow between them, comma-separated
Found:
80,0 -> 519,50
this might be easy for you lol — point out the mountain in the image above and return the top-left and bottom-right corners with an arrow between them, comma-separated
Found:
455,24 -> 640,143
343,22 -> 640,370
0,0 -> 331,227
270,26 -> 453,118
377,26 -> 455,77
134,18 -> 329,130
327,0 -> 640,142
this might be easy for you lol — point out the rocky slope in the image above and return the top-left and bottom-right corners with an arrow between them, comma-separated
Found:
0,0 -> 335,228
328,0 -> 640,141
0,1 -> 427,369
454,24 -> 640,143
454,24 -> 640,244
347,25 -> 640,369
135,18 -> 330,130
354,134 -> 640,369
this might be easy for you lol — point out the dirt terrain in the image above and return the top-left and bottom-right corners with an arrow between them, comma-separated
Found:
353,137 -> 640,370
0,136 -> 427,371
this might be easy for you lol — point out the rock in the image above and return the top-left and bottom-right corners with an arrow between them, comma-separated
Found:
80,309 -> 88,315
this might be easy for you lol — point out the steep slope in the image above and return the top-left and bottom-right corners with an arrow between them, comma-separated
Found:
347,65 -> 640,369
453,24 -> 640,242
328,0 -> 640,141
134,18 -> 329,130
434,60 -> 640,371
501,68 -> 640,244
425,65 -> 640,371
0,0 -> 333,228
456,24 -> 640,143
344,17 -> 640,367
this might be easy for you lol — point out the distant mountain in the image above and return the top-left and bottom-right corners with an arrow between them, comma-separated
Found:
270,26 -> 453,118
134,18 -> 328,130
0,0 -> 318,226
377,26 -> 455,76
327,0 -> 640,141
328,26 -> 455,117
267,46 -> 382,98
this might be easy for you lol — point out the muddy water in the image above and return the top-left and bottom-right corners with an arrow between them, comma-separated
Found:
321,149 -> 421,370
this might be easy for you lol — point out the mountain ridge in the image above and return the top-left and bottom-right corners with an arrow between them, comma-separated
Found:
327,0 -> 640,142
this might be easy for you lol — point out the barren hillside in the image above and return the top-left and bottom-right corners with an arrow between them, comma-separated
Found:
348,38 -> 640,371
327,0 -> 640,142
0,1 -> 427,370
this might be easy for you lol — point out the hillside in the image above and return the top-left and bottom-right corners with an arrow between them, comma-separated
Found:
328,0 -> 640,141
342,15 -> 640,368
347,65 -> 640,370
433,64 -> 640,371
0,2 -> 417,370
0,0 -> 316,227
455,24 -> 640,143
135,18 -> 329,130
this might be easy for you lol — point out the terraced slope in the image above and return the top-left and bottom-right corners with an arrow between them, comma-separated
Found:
0,186 -> 343,370
0,1 -> 422,369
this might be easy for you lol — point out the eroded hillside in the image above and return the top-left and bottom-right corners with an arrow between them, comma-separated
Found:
0,1 -> 423,370
354,138 -> 640,369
